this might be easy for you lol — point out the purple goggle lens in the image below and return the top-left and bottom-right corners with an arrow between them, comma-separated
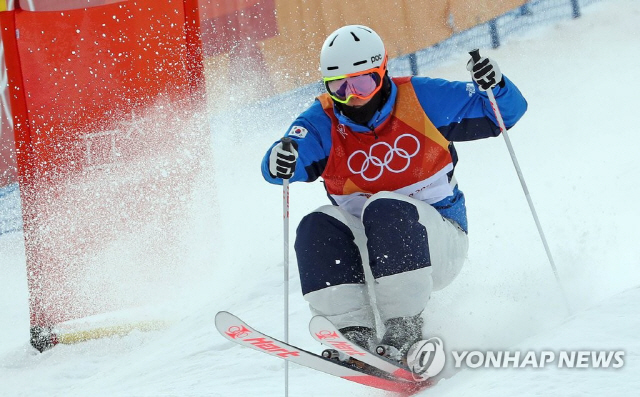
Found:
326,73 -> 381,101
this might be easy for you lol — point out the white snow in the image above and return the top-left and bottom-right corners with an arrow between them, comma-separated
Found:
1,1 -> 639,396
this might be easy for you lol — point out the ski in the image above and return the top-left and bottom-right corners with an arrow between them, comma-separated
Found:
309,315 -> 432,387
215,311 -> 419,392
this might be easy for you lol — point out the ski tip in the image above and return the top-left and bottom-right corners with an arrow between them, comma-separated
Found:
309,315 -> 332,327
216,309 -> 242,319
215,311 -> 241,336
215,310 -> 236,323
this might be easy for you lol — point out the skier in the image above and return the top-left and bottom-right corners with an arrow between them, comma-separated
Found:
261,25 -> 527,360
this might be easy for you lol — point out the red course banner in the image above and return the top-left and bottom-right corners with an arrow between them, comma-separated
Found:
0,0 -> 205,340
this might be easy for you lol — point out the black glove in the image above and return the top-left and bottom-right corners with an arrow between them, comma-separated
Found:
467,56 -> 504,91
268,138 -> 299,179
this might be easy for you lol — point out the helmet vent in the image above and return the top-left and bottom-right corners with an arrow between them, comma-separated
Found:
327,66 -> 339,70
350,32 -> 360,41
353,60 -> 367,66
328,35 -> 338,47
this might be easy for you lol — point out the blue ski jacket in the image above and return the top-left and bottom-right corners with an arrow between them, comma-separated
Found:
261,76 -> 528,233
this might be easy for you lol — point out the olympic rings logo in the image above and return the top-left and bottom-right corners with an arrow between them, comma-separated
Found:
347,134 -> 420,181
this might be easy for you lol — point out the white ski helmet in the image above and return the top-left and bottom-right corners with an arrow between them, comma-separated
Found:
320,25 -> 387,78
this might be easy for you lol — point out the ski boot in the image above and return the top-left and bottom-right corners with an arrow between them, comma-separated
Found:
375,314 -> 424,363
339,326 -> 376,350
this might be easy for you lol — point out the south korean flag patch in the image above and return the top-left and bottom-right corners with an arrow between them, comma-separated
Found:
289,126 -> 308,139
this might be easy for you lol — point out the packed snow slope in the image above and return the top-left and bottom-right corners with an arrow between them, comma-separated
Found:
1,1 -> 639,396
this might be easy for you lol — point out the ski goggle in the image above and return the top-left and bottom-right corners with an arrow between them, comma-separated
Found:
323,57 -> 387,104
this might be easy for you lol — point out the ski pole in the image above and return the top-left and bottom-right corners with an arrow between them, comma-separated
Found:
469,49 -> 572,315
280,137 -> 292,397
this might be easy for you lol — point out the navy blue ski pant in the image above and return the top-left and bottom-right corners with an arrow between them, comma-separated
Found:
294,191 -> 468,329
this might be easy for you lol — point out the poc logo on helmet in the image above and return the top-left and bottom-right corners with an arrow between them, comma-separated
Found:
371,54 -> 382,63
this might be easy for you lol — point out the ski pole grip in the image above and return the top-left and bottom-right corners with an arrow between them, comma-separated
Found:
469,49 -> 481,64
281,137 -> 293,152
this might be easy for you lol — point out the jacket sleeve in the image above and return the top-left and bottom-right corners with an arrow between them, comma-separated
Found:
411,75 -> 528,142
261,100 -> 333,185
